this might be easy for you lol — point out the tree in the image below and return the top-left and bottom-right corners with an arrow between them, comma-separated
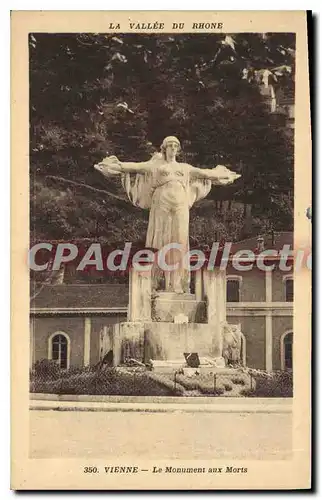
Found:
29,32 -> 294,243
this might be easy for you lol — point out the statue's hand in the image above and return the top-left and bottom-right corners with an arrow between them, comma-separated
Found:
103,155 -> 120,164
94,155 -> 123,177
212,165 -> 241,185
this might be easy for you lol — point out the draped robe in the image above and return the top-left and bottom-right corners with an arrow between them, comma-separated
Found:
95,153 -> 240,293
121,154 -> 212,293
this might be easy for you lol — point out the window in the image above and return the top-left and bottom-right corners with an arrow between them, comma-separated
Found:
48,332 -> 70,369
226,276 -> 241,302
283,276 -> 294,302
281,331 -> 293,370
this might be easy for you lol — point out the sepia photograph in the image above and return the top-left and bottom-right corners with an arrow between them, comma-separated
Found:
11,10 -> 311,490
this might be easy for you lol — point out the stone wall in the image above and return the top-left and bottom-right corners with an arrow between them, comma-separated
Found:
32,314 -> 127,368
32,316 -> 85,367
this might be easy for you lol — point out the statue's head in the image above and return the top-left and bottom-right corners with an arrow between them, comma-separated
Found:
160,136 -> 181,160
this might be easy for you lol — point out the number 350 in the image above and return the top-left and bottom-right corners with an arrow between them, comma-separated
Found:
84,467 -> 98,473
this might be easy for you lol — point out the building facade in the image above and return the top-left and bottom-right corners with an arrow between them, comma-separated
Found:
30,233 -> 294,372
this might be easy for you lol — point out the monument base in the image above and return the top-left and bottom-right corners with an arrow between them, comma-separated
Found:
111,321 -> 223,366
148,358 -> 226,373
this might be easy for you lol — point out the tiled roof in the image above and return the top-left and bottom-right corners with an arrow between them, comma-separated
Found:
31,232 -> 294,312
230,232 -> 293,253
31,284 -> 128,311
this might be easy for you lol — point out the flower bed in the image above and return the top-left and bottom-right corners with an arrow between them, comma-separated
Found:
30,361 -> 179,396
241,369 -> 293,397
175,374 -> 225,396
30,361 -> 292,397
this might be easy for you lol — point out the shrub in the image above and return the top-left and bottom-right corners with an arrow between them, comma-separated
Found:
243,369 -> 293,397
30,366 -> 184,396
176,375 -> 200,391
32,359 -> 61,380
199,385 -> 224,396
148,373 -> 185,396
223,383 -> 233,391
240,389 -> 256,397
176,374 -> 225,396
254,371 -> 292,397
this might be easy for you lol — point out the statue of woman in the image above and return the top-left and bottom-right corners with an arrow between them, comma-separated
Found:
94,136 -> 240,293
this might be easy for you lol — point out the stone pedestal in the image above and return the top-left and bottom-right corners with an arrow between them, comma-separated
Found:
128,267 -> 152,322
110,321 -> 224,366
195,268 -> 203,302
203,268 -> 226,358
151,292 -> 206,323
104,265 -> 232,368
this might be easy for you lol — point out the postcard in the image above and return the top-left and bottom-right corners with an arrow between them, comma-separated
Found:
11,10 -> 311,490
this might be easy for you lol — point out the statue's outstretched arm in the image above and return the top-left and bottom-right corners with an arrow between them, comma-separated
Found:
120,161 -> 151,174
189,164 -> 241,185
94,156 -> 151,177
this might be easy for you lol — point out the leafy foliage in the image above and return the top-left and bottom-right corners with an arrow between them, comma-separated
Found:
30,364 -> 184,396
241,368 -> 293,397
30,33 -> 294,243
